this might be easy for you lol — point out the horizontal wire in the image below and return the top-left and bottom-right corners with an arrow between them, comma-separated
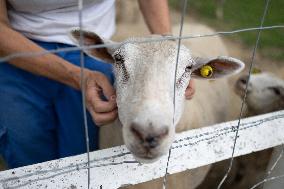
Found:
0,25 -> 283,63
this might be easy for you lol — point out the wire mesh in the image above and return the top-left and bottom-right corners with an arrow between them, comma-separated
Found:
1,25 -> 284,64
252,146 -> 284,189
77,0 -> 91,188
163,0 -> 188,188
217,0 -> 271,188
0,0 -> 283,188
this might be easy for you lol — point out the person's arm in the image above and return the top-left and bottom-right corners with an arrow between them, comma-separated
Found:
138,0 -> 195,99
0,0 -> 117,125
0,1 -> 84,90
138,0 -> 171,34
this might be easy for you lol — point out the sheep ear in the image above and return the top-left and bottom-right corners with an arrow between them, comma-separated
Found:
191,56 -> 245,79
69,28 -> 119,63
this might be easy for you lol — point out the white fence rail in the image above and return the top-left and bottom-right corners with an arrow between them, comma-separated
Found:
0,110 -> 283,189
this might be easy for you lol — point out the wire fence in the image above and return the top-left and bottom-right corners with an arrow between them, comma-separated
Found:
0,0 -> 284,188
1,25 -> 284,64
217,0 -> 271,188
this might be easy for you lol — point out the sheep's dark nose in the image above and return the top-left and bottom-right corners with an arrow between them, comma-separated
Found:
145,136 -> 159,148
130,123 -> 169,149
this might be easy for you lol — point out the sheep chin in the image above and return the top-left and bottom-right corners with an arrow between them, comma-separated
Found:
133,154 -> 161,164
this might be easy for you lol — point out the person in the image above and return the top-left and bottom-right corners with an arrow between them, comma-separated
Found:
0,0 -> 195,168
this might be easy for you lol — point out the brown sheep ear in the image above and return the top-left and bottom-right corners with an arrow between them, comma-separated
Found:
191,56 -> 245,80
69,29 -> 119,64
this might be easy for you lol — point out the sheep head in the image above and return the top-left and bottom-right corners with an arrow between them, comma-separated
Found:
70,30 -> 245,163
235,72 -> 284,114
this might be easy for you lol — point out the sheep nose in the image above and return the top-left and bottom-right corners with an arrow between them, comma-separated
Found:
145,136 -> 159,148
130,123 -> 169,148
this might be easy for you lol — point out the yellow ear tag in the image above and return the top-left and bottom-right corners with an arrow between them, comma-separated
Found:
252,68 -> 262,74
200,65 -> 213,78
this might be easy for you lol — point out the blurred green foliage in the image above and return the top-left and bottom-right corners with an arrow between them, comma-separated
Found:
169,0 -> 284,60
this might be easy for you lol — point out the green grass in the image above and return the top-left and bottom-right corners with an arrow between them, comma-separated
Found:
169,0 -> 284,60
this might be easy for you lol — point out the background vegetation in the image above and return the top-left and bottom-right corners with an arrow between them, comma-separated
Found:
169,0 -> 284,60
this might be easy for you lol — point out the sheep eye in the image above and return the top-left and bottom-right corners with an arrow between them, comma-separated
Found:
114,53 -> 123,63
113,52 -> 129,83
268,87 -> 281,95
185,65 -> 192,72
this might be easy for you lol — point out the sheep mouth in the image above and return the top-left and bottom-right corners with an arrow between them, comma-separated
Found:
133,153 -> 161,164
128,145 -> 164,163
131,148 -> 160,159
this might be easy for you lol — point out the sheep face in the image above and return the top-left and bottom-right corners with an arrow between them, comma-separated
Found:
113,39 -> 193,162
70,30 -> 245,163
235,73 -> 284,114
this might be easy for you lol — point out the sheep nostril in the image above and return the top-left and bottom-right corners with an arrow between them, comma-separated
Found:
145,136 -> 158,148
130,122 -> 169,148
130,125 -> 144,141
145,128 -> 169,148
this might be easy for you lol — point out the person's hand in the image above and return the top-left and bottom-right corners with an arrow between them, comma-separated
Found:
185,79 -> 195,100
84,71 -> 117,126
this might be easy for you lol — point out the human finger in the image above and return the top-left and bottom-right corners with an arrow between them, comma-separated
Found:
89,108 -> 118,126
95,73 -> 116,100
185,79 -> 195,100
87,87 -> 117,113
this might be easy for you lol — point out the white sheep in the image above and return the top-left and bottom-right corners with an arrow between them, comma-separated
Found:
235,71 -> 284,115
235,70 -> 284,189
70,23 -> 245,189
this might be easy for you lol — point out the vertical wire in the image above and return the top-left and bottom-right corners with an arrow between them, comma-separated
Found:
252,145 -> 284,189
266,146 -> 284,176
217,0 -> 271,188
162,0 -> 188,188
250,145 -> 284,189
78,0 -> 91,188
250,146 -> 284,189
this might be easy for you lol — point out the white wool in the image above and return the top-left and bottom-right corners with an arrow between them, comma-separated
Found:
235,72 -> 284,115
99,23 -> 243,189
